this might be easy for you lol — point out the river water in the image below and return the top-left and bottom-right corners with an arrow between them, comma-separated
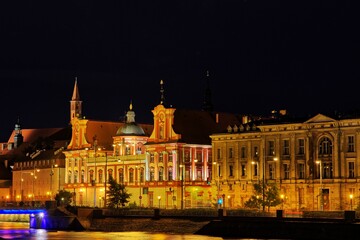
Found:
0,222 -> 236,240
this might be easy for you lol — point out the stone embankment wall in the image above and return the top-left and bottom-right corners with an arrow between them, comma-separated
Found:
89,217 -> 210,234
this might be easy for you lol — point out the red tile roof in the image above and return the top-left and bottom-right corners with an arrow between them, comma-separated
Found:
85,120 -> 153,150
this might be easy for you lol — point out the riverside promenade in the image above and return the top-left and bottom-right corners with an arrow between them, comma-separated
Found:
31,207 -> 360,239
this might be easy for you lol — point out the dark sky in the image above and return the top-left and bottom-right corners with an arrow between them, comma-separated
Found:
0,1 -> 359,142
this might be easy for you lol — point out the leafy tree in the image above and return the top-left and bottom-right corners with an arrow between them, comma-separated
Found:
107,175 -> 131,208
55,189 -> 73,206
244,180 -> 282,212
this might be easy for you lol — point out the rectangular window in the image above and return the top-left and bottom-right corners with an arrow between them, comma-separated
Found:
168,167 -> 173,181
323,162 -> 333,179
229,165 -> 234,177
253,163 -> 258,176
196,169 -> 202,180
150,154 -> 154,163
269,163 -> 275,179
159,153 -> 163,162
282,140 -> 290,156
268,141 -> 275,156
348,136 -> 355,152
217,148 -> 221,160
185,151 -> 190,162
129,170 -> 134,183
253,146 -> 259,158
125,145 -> 131,155
298,139 -> 305,155
241,164 -> 246,177
298,163 -> 305,179
283,164 -> 290,179
196,152 -> 202,162
349,162 -> 355,178
229,148 -> 233,158
140,168 -> 144,182
241,146 -> 246,159
168,152 -> 173,162
158,167 -> 163,181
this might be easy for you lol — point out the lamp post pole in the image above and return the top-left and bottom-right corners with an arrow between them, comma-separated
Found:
262,146 -> 265,212
104,152 -> 108,208
350,194 -> 353,210
32,166 -> 40,202
180,164 -> 184,209
316,160 -> 323,211
20,167 -> 23,202
93,143 -> 98,208
50,161 -> 54,200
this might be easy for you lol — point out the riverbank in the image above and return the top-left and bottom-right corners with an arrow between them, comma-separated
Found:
89,217 -> 211,234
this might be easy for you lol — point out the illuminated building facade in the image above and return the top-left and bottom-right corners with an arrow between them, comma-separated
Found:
210,112 -> 360,211
64,79 -> 237,208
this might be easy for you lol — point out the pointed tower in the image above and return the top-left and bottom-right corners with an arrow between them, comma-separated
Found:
14,117 -> 23,148
201,70 -> 214,112
70,77 -> 82,122
160,79 -> 165,105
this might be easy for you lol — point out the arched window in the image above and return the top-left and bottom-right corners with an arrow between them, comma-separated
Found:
118,168 -> 124,183
168,167 -> 173,181
319,137 -> 332,155
89,170 -> 94,184
68,170 -> 72,183
129,168 -> 134,183
108,169 -> 113,180
81,170 -> 85,183
98,169 -> 103,183
74,170 -> 78,183
150,167 -> 155,181
158,166 -> 164,181
140,167 -> 144,182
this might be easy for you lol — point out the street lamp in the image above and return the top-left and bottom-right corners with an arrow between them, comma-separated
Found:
104,152 -> 108,208
158,195 -> 161,209
350,194 -> 353,210
118,159 -> 125,183
20,171 -> 32,202
280,194 -> 285,210
251,161 -> 259,183
213,162 -> 221,209
31,167 -> 40,202
316,160 -> 323,211
262,146 -> 266,212
180,164 -> 185,209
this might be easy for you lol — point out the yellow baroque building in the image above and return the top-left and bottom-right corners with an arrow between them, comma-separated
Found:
64,80 -> 237,209
210,112 -> 360,211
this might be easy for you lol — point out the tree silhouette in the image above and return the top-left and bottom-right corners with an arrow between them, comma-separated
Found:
244,180 -> 282,212
107,175 -> 131,208
55,189 -> 73,207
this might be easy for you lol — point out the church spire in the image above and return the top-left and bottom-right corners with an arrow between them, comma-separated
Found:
70,77 -> 83,121
14,117 -> 23,148
160,80 -> 165,105
201,70 -> 214,112
72,77 -> 80,101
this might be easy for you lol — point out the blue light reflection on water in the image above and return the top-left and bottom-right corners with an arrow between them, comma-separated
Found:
0,222 -> 233,240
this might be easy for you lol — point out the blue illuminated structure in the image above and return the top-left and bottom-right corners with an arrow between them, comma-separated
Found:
0,209 -> 45,215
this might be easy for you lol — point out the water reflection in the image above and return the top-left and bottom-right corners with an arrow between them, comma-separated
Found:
0,222 -> 225,240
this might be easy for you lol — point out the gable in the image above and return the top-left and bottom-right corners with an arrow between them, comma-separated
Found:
305,114 -> 336,124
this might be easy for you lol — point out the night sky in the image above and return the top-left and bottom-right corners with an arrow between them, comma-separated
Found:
1,1 -> 359,142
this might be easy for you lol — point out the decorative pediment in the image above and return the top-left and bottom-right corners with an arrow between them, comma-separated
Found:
305,114 -> 336,124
